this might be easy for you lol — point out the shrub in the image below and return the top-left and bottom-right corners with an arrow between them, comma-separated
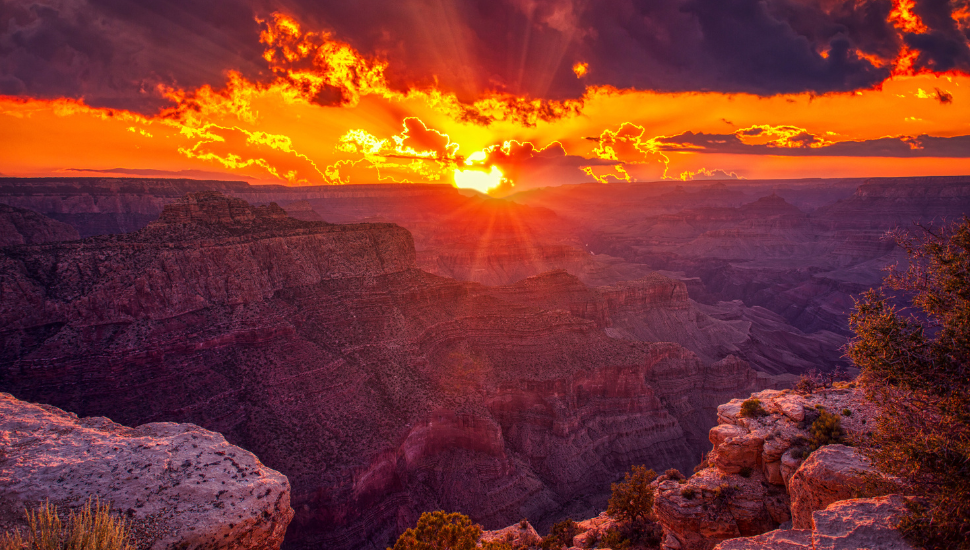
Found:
847,217 -> 970,550
0,498 -> 133,550
599,518 -> 663,550
392,511 -> 482,550
539,519 -> 578,550
519,518 -> 529,530
664,468 -> 684,481
738,466 -> 753,478
794,375 -> 819,395
739,398 -> 768,418
680,487 -> 696,500
607,465 -> 658,523
809,410 -> 845,451
842,408 -> 852,417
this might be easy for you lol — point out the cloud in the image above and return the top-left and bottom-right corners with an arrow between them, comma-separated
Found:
474,139 -> 616,192
655,126 -> 970,157
679,167 -> 743,181
2,0 -> 970,117
63,167 -> 256,180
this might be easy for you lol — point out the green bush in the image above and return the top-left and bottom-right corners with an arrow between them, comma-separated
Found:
842,408 -> 852,417
809,410 -> 846,451
680,487 -> 696,500
539,519 -> 578,550
0,498 -> 133,550
599,518 -> 663,550
391,511 -> 482,550
739,398 -> 768,418
847,217 -> 970,550
607,466 -> 658,523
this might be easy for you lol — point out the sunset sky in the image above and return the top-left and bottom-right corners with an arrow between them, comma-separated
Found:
2,0 -> 970,195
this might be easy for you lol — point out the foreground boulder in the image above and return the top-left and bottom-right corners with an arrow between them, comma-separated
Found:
788,444 -> 894,529
0,393 -> 294,550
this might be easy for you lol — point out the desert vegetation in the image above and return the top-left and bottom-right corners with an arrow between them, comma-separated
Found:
0,499 -> 132,550
739,397 -> 768,418
848,217 -> 970,550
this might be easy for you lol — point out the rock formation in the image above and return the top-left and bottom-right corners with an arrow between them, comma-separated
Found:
712,495 -> 915,550
0,203 -> 78,246
490,386 -> 913,550
0,192 -> 778,550
653,386 -> 894,549
515,176 -> 970,339
0,392 -> 293,550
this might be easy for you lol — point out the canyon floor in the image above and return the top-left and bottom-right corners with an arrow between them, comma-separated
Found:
1,176 -> 967,549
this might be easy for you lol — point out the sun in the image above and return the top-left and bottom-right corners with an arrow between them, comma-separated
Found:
453,166 -> 504,194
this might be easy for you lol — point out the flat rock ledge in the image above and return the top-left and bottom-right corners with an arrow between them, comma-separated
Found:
713,494 -> 915,550
0,393 -> 294,550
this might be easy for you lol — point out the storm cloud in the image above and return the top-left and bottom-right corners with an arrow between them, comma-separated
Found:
2,0 -> 969,114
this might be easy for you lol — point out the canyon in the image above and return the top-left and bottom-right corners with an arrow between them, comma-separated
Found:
0,191 -> 783,549
1,175 -> 968,548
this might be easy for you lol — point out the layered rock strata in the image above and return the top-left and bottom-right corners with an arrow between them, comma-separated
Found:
0,203 -> 79,246
0,392 -> 293,550
0,192 -> 773,550
653,386 -> 891,550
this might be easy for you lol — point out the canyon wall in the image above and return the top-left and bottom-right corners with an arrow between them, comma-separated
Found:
0,192 -> 777,549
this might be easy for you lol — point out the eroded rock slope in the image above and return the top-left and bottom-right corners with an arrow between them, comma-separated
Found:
0,192 -> 778,550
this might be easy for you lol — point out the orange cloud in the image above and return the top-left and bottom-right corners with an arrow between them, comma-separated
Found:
889,0 -> 928,34
679,167 -> 744,181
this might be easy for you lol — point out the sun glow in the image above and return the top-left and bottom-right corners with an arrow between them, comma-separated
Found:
454,166 -> 504,194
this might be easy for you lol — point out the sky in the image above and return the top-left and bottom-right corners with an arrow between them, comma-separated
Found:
2,0 -> 970,195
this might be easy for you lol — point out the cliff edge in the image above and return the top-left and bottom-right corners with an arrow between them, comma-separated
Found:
0,392 -> 294,550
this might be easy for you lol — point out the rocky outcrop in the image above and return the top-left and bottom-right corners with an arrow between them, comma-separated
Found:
480,520 -> 541,547
0,203 -> 79,246
654,386 -> 882,550
0,392 -> 293,550
788,444 -> 894,529
713,495 -> 915,550
0,192 -> 775,550
810,495 -> 914,550
282,200 -> 325,221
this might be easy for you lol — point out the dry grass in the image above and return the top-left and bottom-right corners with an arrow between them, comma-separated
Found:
0,498 -> 133,550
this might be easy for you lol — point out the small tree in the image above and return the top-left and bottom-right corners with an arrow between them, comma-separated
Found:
607,465 -> 658,523
391,511 -> 482,550
847,218 -> 970,550
539,519 -> 578,550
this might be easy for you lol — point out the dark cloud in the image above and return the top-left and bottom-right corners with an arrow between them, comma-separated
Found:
656,131 -> 970,156
474,140 -> 616,192
906,0 -> 970,73
1,0 -> 969,114
0,0 -> 266,111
